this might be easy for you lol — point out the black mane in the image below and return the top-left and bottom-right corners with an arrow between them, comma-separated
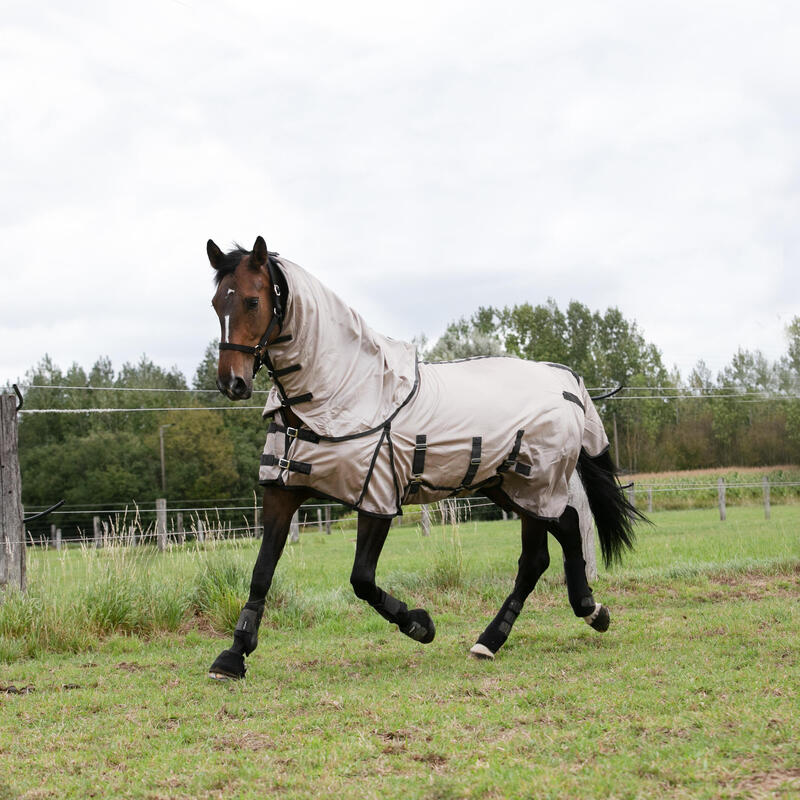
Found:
213,244 -> 250,286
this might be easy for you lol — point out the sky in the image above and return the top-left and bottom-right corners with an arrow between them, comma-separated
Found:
1,0 -> 798,388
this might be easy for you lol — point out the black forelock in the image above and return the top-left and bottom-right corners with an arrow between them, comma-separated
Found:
212,244 -> 250,286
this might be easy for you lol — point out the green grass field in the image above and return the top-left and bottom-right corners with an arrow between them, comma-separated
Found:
1,506 -> 799,799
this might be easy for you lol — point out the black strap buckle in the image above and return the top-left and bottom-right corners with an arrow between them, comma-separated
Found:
278,457 -> 290,470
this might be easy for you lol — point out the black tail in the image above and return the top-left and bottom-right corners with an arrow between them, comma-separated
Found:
576,448 -> 646,567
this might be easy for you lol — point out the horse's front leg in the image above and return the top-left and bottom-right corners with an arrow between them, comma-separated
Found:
349,513 -> 435,644
208,487 -> 311,680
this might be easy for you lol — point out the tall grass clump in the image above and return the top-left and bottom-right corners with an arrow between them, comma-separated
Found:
0,587 -> 97,662
82,551 -> 192,635
429,500 -> 465,590
192,551 -> 250,633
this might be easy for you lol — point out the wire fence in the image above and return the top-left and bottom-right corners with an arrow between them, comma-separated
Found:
16,479 -> 800,549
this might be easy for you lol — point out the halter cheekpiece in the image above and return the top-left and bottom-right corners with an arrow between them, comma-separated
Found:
218,252 -> 285,377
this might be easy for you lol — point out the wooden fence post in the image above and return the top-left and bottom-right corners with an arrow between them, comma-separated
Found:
93,516 -> 101,548
176,512 -> 185,545
196,519 -> 205,543
317,508 -> 323,532
156,498 -> 167,551
289,511 -> 300,543
763,476 -> 770,520
647,487 -> 653,514
51,523 -> 57,548
421,504 -> 431,537
55,528 -> 62,551
0,394 -> 26,593
325,504 -> 331,534
718,477 -> 726,521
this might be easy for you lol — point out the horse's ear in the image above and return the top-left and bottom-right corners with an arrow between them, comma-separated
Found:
207,239 -> 224,270
251,236 -> 268,269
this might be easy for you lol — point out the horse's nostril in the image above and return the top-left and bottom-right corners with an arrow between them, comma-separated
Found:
232,377 -> 248,397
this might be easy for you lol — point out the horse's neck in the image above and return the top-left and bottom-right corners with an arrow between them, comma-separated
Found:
268,258 -> 417,438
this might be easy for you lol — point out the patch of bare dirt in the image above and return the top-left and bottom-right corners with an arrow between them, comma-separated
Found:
212,732 -> 274,752
115,661 -> 144,672
734,767 -> 800,797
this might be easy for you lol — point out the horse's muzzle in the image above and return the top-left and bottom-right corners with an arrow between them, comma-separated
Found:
217,375 -> 252,400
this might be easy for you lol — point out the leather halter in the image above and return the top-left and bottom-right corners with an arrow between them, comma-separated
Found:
218,254 -> 285,377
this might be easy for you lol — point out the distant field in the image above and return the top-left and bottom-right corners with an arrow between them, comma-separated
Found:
626,465 -> 800,511
1,506 -> 799,799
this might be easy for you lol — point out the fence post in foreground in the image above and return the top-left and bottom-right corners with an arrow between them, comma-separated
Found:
325,504 -> 331,535
763,476 -> 770,520
93,516 -> 101,548
421,504 -> 431,537
0,394 -> 26,594
718,478 -> 726,522
289,511 -> 300,543
176,512 -> 185,545
156,498 -> 167,551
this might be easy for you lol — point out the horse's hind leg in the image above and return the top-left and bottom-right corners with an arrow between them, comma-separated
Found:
549,505 -> 610,632
471,515 -> 550,660
350,512 -> 435,644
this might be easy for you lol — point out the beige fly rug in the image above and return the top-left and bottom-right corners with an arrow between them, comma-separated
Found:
259,257 -> 609,520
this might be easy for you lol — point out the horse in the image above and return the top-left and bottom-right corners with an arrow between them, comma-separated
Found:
205,235 -> 644,680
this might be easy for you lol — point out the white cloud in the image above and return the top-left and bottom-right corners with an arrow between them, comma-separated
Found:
1,0 -> 798,386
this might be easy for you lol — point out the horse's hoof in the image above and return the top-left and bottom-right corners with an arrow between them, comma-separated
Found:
208,649 -> 246,680
469,643 -> 495,660
585,604 -> 610,632
400,609 -> 435,644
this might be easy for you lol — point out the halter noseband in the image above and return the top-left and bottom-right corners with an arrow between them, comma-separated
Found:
218,254 -> 285,377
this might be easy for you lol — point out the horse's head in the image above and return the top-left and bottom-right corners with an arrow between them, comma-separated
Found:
207,235 -> 281,400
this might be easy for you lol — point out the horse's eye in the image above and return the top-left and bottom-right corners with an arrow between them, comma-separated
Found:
245,297 -> 259,310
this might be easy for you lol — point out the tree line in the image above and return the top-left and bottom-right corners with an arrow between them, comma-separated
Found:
7,304 -> 799,513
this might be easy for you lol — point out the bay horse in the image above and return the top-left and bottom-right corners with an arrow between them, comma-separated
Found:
206,236 -> 643,679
